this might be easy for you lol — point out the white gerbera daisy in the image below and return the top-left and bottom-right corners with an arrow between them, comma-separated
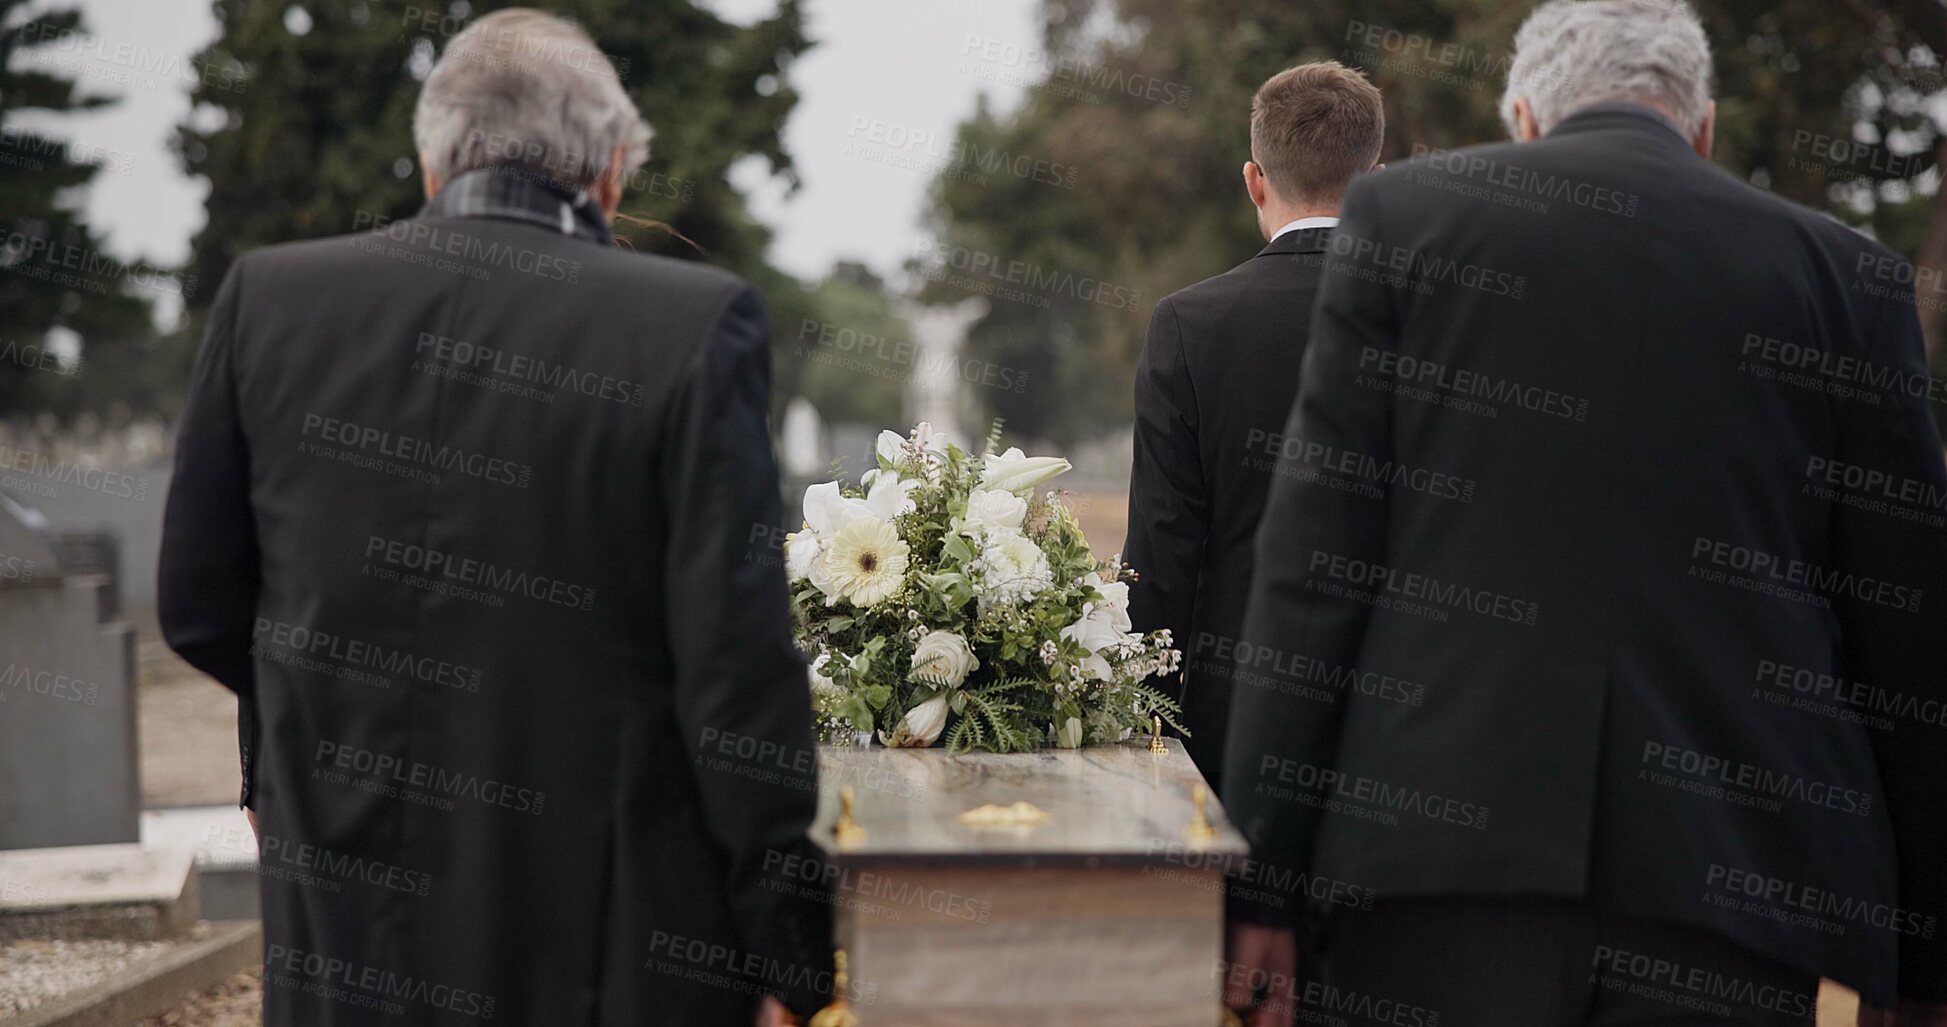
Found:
825,518 -> 910,607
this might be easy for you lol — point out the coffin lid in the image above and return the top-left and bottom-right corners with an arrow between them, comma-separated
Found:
810,739 -> 1248,867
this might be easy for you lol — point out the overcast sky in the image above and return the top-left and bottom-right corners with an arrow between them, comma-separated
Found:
13,0 -> 1039,302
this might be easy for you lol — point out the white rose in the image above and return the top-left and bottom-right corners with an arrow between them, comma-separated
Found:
807,652 -> 841,697
910,630 -> 979,688
980,446 -> 1071,495
972,528 -> 1054,608
880,693 -> 949,748
958,488 -> 1027,537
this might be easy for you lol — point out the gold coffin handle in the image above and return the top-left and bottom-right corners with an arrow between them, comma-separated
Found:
808,949 -> 859,1027
833,786 -> 866,847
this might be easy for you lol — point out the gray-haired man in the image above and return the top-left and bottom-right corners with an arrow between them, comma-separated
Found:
160,10 -> 832,1025
1222,2 -> 1947,1024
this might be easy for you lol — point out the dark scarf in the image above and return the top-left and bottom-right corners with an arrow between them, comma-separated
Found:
418,163 -> 612,246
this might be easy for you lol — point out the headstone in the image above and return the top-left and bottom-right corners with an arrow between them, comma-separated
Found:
781,397 -> 827,480
139,807 -> 258,920
0,497 -> 140,851
0,843 -> 198,942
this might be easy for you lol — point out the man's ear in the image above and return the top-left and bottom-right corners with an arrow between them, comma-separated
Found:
1692,99 -> 1715,159
593,144 -> 627,221
1243,160 -> 1268,210
420,154 -> 441,201
1513,98 -> 1542,143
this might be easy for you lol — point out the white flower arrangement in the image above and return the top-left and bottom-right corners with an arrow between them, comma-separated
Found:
786,422 -> 1184,752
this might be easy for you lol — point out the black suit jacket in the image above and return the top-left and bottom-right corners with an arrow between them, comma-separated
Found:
1222,105 -> 1947,1003
1125,226 -> 1331,780
159,171 -> 833,1024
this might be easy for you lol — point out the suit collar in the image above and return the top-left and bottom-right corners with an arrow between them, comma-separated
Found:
1547,102 -> 1692,149
1254,225 -> 1331,259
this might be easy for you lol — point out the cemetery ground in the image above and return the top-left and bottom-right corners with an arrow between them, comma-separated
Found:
1,493 -> 1867,1023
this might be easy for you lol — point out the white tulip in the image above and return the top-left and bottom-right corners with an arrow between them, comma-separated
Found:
807,652 -> 841,697
910,630 -> 979,688
1055,716 -> 1084,749
880,693 -> 950,748
980,447 -> 1071,495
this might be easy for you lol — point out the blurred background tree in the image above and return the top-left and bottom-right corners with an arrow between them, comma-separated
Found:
170,0 -> 819,414
7,0 -> 1947,438
0,0 -> 167,424
922,0 -> 1947,444
786,259 -> 907,427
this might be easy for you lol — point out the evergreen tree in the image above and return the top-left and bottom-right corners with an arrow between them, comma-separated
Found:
0,0 -> 166,423
172,0 -> 815,397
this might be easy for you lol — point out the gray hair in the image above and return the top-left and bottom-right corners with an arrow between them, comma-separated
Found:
413,8 -> 650,189
1499,0 -> 1713,138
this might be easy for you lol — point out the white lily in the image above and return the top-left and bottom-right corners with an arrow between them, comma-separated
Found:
875,422 -> 950,480
981,446 -> 1071,495
860,472 -> 921,520
802,481 -> 865,535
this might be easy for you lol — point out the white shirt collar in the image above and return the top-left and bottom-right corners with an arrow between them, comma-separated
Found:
1273,215 -> 1339,240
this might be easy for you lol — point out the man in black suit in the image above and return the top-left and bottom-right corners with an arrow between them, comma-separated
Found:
1124,62 -> 1384,788
1222,2 -> 1947,1024
159,10 -> 831,1025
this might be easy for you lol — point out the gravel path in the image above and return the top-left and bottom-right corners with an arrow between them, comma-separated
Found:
0,937 -> 178,1019
130,969 -> 261,1027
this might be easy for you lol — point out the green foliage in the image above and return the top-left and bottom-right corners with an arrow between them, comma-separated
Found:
783,261 -> 906,426
942,680 -> 1036,754
169,0 -> 815,404
924,0 -> 1947,442
178,0 -> 810,292
0,0 -> 169,422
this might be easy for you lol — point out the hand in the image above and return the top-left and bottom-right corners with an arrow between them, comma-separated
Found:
755,996 -> 795,1027
1224,922 -> 1297,1027
1860,1002 -> 1947,1027
245,807 -> 259,842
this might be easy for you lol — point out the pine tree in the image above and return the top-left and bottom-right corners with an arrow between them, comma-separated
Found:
176,0 -> 811,305
0,0 -> 164,423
